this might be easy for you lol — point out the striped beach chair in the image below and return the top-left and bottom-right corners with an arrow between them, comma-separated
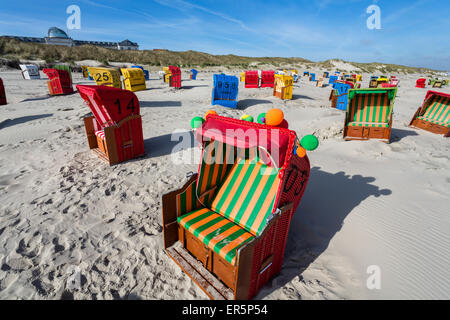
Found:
409,91 -> 450,137
77,85 -> 145,165
162,115 -> 311,299
344,88 -> 397,142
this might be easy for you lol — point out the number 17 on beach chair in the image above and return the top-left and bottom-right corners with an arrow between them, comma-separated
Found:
161,115 -> 315,300
76,85 -> 145,165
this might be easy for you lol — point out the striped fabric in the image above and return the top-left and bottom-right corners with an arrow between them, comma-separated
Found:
417,96 -> 450,128
348,93 -> 391,127
196,140 -> 238,207
211,158 -> 280,237
87,94 -> 114,128
176,181 -> 201,216
177,208 -> 254,265
95,130 -> 105,140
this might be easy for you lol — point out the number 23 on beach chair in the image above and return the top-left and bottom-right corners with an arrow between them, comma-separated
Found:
76,85 -> 145,165
161,115 -> 316,300
409,91 -> 450,137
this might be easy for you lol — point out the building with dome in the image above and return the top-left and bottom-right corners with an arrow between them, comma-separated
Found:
3,27 -> 139,50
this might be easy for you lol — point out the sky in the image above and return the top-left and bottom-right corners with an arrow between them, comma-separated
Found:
0,0 -> 449,70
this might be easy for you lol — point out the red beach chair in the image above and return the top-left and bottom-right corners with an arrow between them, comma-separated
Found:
0,78 -> 6,105
260,70 -> 275,88
168,66 -> 181,88
43,68 -> 74,95
76,85 -> 145,165
162,115 -> 312,299
245,71 -> 259,88
409,91 -> 450,137
416,78 -> 426,88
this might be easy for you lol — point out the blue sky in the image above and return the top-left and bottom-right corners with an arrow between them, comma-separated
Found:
0,0 -> 449,70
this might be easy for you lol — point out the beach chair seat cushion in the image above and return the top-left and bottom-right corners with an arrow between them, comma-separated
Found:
177,208 -> 254,265
210,158 -> 280,237
348,122 -> 390,128
95,130 -> 105,140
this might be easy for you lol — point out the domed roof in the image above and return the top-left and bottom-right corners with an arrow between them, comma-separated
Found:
48,27 -> 69,38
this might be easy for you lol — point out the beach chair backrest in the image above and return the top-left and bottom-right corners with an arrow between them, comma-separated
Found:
347,88 -> 397,125
88,67 -> 122,89
213,74 -> 239,101
76,84 -> 140,128
121,68 -> 146,91
261,70 -> 275,86
20,64 -> 40,79
245,71 -> 259,87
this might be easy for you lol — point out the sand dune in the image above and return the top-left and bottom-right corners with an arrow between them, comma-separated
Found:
0,69 -> 449,299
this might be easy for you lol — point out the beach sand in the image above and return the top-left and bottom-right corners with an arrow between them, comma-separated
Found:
0,67 -> 449,299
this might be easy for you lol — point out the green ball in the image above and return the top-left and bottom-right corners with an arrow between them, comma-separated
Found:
241,115 -> 254,122
300,135 -> 319,151
191,117 -> 205,129
257,113 -> 266,124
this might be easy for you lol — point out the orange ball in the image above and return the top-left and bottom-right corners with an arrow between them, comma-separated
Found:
265,108 -> 284,126
296,146 -> 306,158
205,110 -> 218,118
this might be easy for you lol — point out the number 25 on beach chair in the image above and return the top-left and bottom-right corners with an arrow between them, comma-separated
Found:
211,74 -> 239,109
409,91 -> 450,137
161,115 -> 313,300
343,88 -> 397,143
88,67 -> 122,89
42,68 -> 74,95
76,85 -> 145,165
0,78 -> 7,105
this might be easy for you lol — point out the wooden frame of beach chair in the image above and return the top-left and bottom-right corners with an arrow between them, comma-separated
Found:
343,88 -> 397,143
88,67 -> 122,89
273,75 -> 293,100
77,85 -> 145,165
260,70 -> 275,88
0,78 -> 6,105
211,74 -> 239,109
168,66 -> 182,89
245,71 -> 259,88
409,91 -> 450,137
161,115 -> 311,300
42,68 -> 74,95
121,68 -> 146,92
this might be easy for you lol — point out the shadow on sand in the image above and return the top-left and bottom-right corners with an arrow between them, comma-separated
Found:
255,166 -> 392,298
0,114 -> 53,129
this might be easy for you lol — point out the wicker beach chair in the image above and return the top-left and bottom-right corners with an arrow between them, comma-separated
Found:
162,115 -> 311,299
88,67 -> 122,89
211,74 -> 239,109
42,68 -> 74,95
409,91 -> 450,137
77,85 -> 145,165
121,68 -> 146,92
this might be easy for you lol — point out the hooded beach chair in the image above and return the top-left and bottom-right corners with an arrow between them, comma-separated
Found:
376,77 -> 389,88
240,72 -> 246,82
42,68 -> 74,95
369,76 -> 378,88
190,69 -> 198,80
77,85 -> 145,165
211,74 -> 239,109
260,70 -> 275,88
168,66 -> 182,88
432,80 -> 443,88
132,65 -> 150,80
316,77 -> 324,87
292,73 -> 299,83
81,66 -> 90,79
328,75 -> 338,86
19,64 -> 40,80
245,71 -> 259,88
309,73 -> 316,82
303,71 -> 309,77
329,82 -> 351,110
409,91 -> 450,137
323,72 -> 329,78
88,67 -> 122,89
273,75 -> 293,100
161,115 -> 312,300
54,65 -> 72,82
389,76 -> 399,87
343,88 -> 397,142
0,78 -> 6,105
163,67 -> 171,83
416,78 -> 426,88
121,68 -> 146,92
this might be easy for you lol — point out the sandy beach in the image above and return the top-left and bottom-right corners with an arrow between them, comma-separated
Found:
0,66 -> 449,300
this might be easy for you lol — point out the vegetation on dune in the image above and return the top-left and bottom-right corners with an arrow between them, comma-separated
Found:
0,37 -> 442,74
